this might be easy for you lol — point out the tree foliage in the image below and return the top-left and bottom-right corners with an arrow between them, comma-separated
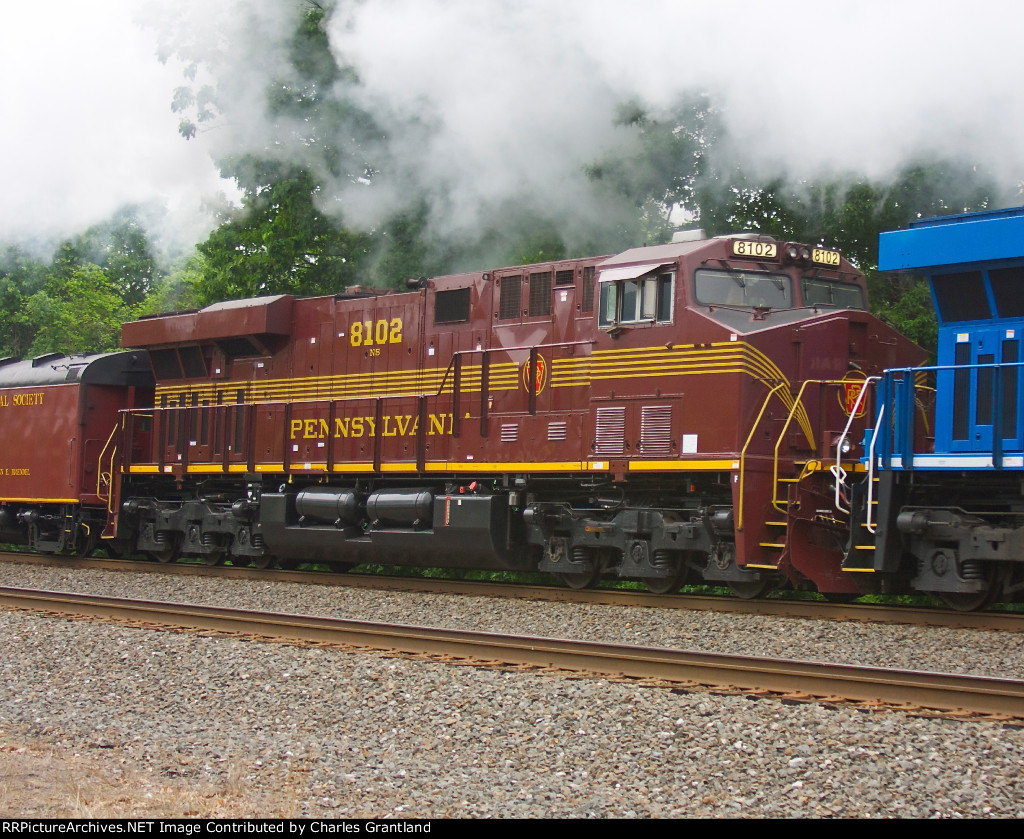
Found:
26,265 -> 133,355
585,97 -> 1001,354
0,215 -> 151,358
192,158 -> 372,303
0,15 -> 1012,360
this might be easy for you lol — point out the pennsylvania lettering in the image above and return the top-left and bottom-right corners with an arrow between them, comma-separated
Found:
289,413 -> 454,440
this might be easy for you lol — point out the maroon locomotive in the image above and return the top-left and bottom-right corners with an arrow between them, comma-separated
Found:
0,230 -> 924,598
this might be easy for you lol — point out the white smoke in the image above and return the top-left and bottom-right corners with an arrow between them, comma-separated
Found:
327,0 -> 1024,224
2,0 -> 1023,259
0,0 -> 236,258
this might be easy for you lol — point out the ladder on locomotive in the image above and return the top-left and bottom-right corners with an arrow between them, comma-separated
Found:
753,378 -> 872,564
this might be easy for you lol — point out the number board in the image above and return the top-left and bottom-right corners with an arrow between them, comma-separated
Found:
812,248 -> 841,267
731,240 -> 777,259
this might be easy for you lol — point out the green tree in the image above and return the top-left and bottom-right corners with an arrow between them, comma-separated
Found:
585,95 -> 716,244
138,253 -> 206,316
74,206 -> 160,306
168,3 -> 387,301
193,159 -> 372,303
26,265 -> 135,355
0,246 -> 50,357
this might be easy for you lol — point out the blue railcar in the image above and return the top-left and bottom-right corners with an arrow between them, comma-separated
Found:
846,207 -> 1024,608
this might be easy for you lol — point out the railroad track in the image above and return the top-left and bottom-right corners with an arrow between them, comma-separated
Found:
2,550 -> 1023,633
2,585 -> 1023,719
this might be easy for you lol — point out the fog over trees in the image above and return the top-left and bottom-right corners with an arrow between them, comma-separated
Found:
0,2 -> 1011,358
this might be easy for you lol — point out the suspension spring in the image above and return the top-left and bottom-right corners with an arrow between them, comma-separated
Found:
961,559 -> 984,581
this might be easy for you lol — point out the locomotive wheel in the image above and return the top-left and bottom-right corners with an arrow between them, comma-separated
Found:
276,558 -> 299,571
75,529 -> 99,558
558,567 -> 602,590
251,553 -> 274,570
727,577 -> 771,599
229,557 -> 251,569
645,563 -> 688,595
147,537 -> 181,564
936,567 -> 1005,612
101,541 -> 124,559
201,549 -> 225,567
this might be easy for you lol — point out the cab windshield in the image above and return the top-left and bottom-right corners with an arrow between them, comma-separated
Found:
694,268 -> 792,309
801,276 -> 866,310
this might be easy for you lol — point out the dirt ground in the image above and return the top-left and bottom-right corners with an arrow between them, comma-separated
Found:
0,737 -> 303,819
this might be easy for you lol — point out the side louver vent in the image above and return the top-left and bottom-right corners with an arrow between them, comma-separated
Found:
501,423 -> 519,443
640,405 -> 673,455
548,421 -> 567,441
595,407 -> 626,456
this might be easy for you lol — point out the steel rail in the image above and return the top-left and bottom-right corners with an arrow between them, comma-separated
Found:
2,586 -> 1023,718
1,551 -> 1022,633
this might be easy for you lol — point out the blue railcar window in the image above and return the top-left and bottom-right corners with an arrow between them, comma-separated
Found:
953,342 -> 970,440
989,267 -> 1024,318
1004,340 -> 1019,438
932,272 -> 989,322
977,353 -> 995,427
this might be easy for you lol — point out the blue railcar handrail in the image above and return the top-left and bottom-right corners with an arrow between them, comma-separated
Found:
870,360 -> 1024,470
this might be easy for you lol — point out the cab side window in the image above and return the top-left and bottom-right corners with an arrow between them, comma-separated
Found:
599,272 -> 674,328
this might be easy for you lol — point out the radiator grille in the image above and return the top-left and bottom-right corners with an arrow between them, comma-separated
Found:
498,275 -> 522,319
529,271 -> 552,317
582,266 -> 595,313
501,423 -> 519,443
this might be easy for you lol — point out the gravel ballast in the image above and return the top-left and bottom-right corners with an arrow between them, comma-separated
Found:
1,561 -> 1023,818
